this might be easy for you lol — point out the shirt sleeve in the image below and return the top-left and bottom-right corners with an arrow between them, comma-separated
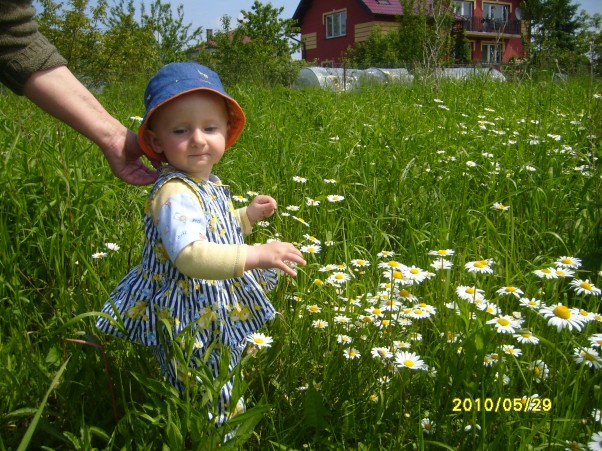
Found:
0,1 -> 68,94
234,207 -> 252,235
151,179 -> 247,279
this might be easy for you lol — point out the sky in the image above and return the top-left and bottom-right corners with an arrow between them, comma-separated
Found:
172,0 -> 602,35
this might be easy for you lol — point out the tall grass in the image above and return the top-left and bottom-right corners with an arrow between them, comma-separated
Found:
0,74 -> 600,449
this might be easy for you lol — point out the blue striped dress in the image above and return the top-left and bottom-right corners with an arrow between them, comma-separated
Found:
96,167 -> 278,414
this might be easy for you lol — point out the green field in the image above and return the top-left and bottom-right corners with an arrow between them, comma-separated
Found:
1,74 -> 601,450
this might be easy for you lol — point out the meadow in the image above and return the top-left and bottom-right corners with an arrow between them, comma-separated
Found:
0,73 -> 601,450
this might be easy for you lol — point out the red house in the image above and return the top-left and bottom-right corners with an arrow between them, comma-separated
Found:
292,0 -> 526,67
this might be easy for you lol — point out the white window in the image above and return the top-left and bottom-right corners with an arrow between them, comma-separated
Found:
483,3 -> 509,21
482,43 -> 502,63
326,11 -> 346,39
453,1 -> 473,17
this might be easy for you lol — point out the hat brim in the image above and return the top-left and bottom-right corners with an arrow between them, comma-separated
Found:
137,87 -> 246,163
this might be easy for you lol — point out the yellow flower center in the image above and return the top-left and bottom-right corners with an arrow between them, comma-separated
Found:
254,337 -> 265,345
314,279 -> 324,286
399,289 -> 411,298
553,305 -> 571,319
437,250 -> 448,255
466,288 -> 475,294
392,270 -> 403,279
388,261 -> 400,267
542,268 -> 551,274
373,308 -> 382,315
532,367 -> 541,376
357,260 -> 365,265
403,360 -> 415,367
505,286 -> 516,292
474,260 -> 488,268
410,268 -> 420,275
561,257 -> 573,265
414,309 -> 423,315
335,274 -> 345,280
580,281 -> 593,290
497,318 -> 510,326
580,309 -> 589,317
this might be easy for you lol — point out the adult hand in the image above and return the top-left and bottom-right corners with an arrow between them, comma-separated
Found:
104,129 -> 159,185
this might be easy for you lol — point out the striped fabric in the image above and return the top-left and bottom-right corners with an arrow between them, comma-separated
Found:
97,167 -> 278,393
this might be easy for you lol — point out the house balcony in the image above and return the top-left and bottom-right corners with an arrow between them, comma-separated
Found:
456,17 -> 522,37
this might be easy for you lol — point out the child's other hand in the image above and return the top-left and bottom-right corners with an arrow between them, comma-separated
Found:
246,195 -> 277,224
245,242 -> 306,277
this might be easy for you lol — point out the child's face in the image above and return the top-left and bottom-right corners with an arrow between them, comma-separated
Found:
145,91 -> 229,180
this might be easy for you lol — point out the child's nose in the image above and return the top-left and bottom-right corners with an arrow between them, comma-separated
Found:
191,128 -> 206,145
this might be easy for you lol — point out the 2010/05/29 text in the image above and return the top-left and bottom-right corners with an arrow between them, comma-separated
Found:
452,397 -> 552,412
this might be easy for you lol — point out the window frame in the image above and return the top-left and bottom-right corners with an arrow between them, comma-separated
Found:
453,1 -> 473,18
483,2 -> 509,21
482,42 -> 502,64
325,10 -> 347,39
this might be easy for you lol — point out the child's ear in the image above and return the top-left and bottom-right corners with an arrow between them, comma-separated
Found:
145,130 -> 164,154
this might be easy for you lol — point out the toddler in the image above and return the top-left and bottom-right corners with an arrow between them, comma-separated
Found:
96,62 -> 305,425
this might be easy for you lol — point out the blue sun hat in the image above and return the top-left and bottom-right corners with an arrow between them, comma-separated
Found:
138,62 -> 246,162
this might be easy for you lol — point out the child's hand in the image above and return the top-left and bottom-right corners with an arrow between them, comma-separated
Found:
245,242 -> 306,277
246,195 -> 277,225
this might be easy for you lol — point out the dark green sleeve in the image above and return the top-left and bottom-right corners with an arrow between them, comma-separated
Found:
0,0 -> 67,94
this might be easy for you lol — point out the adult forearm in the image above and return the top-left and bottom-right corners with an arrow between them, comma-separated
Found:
22,65 -> 157,185
23,65 -> 125,154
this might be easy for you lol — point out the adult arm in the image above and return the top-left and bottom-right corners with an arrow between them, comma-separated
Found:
0,0 -> 156,185
23,66 -> 157,185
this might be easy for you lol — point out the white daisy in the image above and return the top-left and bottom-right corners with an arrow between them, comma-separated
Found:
532,267 -> 560,279
570,279 -> 601,296
573,347 -> 602,369
464,259 -> 494,274
589,333 -> 602,348
555,256 -> 582,269
456,285 -> 486,302
492,202 -> 510,211
371,347 -> 393,360
519,297 -> 544,309
394,351 -> 426,370
496,286 -> 524,298
343,348 -> 361,360
529,360 -> 549,382
539,303 -> 585,332
327,195 -> 345,203
336,334 -> 352,344
105,242 -> 120,251
502,344 -> 522,357
246,333 -> 273,348
513,330 -> 540,344
588,431 -> 602,451
486,315 -> 522,334
428,249 -> 455,256
300,244 -> 322,254
92,252 -> 107,259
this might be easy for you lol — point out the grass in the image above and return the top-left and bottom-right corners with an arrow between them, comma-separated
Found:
0,73 -> 601,450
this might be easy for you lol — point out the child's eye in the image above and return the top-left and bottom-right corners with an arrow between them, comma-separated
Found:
204,126 -> 217,133
173,128 -> 188,134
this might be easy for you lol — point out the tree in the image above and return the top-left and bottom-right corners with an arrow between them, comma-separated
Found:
344,0 -> 454,71
140,0 -> 203,64
97,0 -> 159,82
37,0 -> 106,79
522,0 -> 589,71
199,1 -> 302,86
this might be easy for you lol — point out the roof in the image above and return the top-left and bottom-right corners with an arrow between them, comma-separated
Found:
293,0 -> 404,21
361,0 -> 404,15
